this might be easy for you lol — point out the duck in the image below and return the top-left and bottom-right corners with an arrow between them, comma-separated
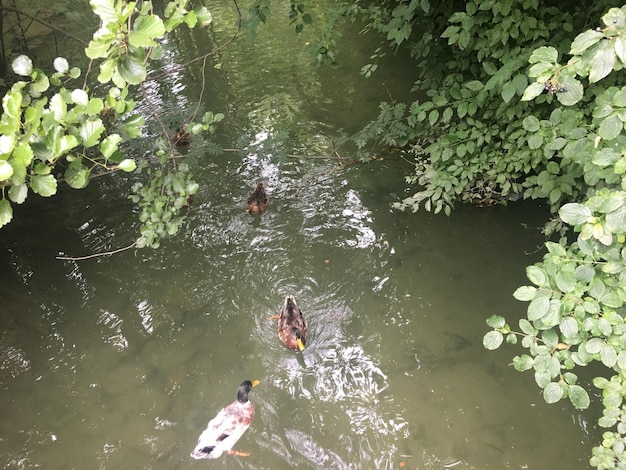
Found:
173,125 -> 192,146
190,380 -> 260,460
246,182 -> 269,215
273,295 -> 307,351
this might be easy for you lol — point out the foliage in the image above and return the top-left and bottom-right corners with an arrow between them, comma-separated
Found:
0,0 -> 218,249
477,6 -> 626,469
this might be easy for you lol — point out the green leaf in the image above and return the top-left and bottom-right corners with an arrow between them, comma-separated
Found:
592,148 -> 621,166
526,265 -> 547,286
560,317 -> 579,337
528,296 -> 550,321
569,384 -> 590,409
0,160 -> 14,181
79,119 -> 105,148
543,382 -> 565,404
522,115 -> 540,132
129,15 -> 165,47
513,355 -> 534,371
606,205 -> 626,232
528,134 -> 543,150
65,163 -> 90,189
465,80 -> 483,91
555,270 -> 576,293
118,55 -> 147,85
8,184 -> 28,204
486,314 -> 506,328
513,285 -> 537,301
30,174 -> 58,197
521,82 -> 545,102
100,134 -> 122,159
560,203 -> 591,225
118,159 -> 136,172
529,46 -> 558,64
589,42 -> 615,84
570,30 -> 603,55
601,344 -> 618,368
483,330 -> 503,350
598,114 -> 622,140
89,0 -> 119,24
0,199 -> 13,227
557,76 -> 584,106
519,318 -> 536,335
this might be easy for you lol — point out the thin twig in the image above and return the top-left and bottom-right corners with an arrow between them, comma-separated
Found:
56,239 -> 139,261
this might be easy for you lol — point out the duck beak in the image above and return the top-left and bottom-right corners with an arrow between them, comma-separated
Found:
251,379 -> 260,387
296,338 -> 305,351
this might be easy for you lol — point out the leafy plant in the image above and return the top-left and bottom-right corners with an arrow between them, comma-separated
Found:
0,0 -> 220,251
482,6 -> 626,469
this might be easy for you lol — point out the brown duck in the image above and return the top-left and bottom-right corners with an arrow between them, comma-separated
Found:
173,125 -> 192,146
246,182 -> 268,215
272,295 -> 307,351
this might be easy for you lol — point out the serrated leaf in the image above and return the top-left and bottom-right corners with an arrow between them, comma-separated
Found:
117,55 -> 146,85
65,163 -> 90,189
30,174 -> 57,196
79,119 -> 105,148
483,330 -> 503,350
129,15 -> 165,47
8,184 -> 27,204
0,198 -> 12,227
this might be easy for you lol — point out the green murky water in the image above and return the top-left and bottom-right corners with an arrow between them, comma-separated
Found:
0,2 -> 598,469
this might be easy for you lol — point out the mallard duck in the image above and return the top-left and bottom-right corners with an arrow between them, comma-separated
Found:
190,380 -> 260,460
246,182 -> 269,215
173,125 -> 192,146
275,295 -> 307,351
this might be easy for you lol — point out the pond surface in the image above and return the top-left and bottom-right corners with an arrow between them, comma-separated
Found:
0,2 -> 598,469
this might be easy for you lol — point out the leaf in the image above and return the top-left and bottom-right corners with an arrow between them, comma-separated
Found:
117,55 -> 146,85
606,205 -> 626,232
90,0 -> 119,25
65,163 -> 90,189
543,382 -> 565,403
560,317 -> 579,337
8,184 -> 27,204
513,285 -> 537,301
519,318 -> 536,335
557,76 -> 584,106
53,57 -> 69,73
592,148 -> 621,166
486,314 -> 506,328
465,80 -> 483,91
559,203 -> 591,225
598,114 -> 622,140
129,15 -> 165,47
601,344 -> 618,368
79,119 -> 105,148
570,30 -> 604,55
521,82 -> 545,101
71,89 -> 89,106
501,81 -> 516,103
0,199 -> 13,227
528,296 -> 550,321
528,134 -> 543,149
118,159 -> 136,172
589,42 -> 615,83
30,174 -> 58,197
0,160 -> 13,181
483,331 -> 503,350
555,270 -> 576,293
522,115 -> 540,132
100,134 -> 122,159
529,46 -> 558,64
568,385 -> 590,409
526,265 -> 547,286
513,355 -> 534,371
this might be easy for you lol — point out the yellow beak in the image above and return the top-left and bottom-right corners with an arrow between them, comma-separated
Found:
296,338 -> 305,351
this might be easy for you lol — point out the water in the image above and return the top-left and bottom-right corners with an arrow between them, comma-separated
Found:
0,2 -> 598,469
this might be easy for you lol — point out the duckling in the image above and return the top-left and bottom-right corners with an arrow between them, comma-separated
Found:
173,125 -> 192,146
246,182 -> 268,215
274,295 -> 307,351
190,380 -> 260,460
